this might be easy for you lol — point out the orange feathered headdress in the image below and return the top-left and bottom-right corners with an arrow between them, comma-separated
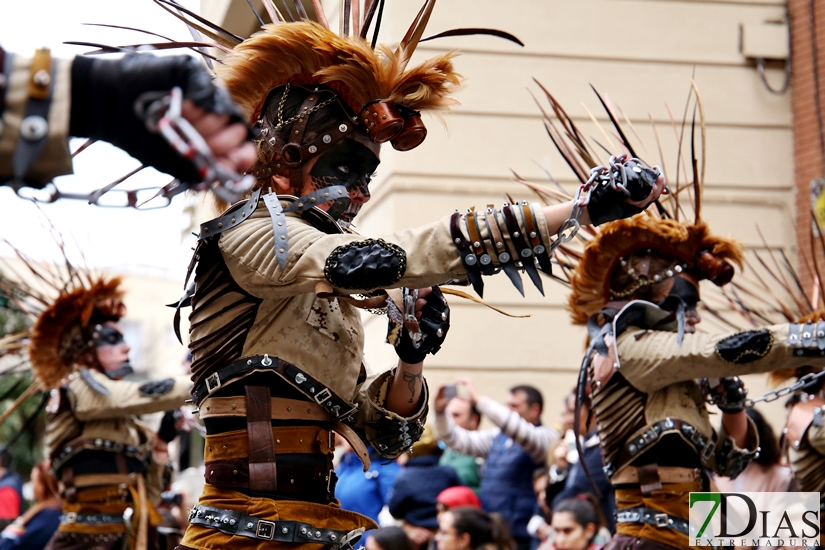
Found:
218,22 -> 461,124
28,277 -> 126,389
567,216 -> 744,325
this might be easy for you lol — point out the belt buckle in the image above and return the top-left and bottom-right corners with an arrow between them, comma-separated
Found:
654,513 -> 669,528
338,405 -> 358,421
62,512 -> 77,524
700,441 -> 716,463
314,388 -> 332,406
205,373 -> 221,394
256,520 -> 276,540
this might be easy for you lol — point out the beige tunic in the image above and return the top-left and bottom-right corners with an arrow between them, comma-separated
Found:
189,198 -> 554,450
47,368 -> 191,501
594,320 -> 817,478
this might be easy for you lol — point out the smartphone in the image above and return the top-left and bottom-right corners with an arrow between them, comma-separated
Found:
442,383 -> 458,399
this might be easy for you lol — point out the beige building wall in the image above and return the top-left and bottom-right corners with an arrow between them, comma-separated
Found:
206,0 -> 794,431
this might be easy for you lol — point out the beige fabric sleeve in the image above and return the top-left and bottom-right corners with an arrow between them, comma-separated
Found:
0,51 -> 73,183
615,324 -> 813,394
67,370 -> 191,421
220,200 -> 553,298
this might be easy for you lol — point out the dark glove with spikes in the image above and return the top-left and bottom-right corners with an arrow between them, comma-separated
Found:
395,287 -> 450,364
69,54 -> 244,184
702,376 -> 748,413
586,156 -> 660,226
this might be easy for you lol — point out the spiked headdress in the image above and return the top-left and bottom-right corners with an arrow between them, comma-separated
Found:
28,276 -> 126,389
567,216 -> 743,325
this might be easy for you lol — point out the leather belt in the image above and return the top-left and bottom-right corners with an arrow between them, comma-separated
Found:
450,211 -> 484,297
611,465 -> 701,486
603,418 -> 714,478
199,396 -> 331,421
52,438 -> 149,472
188,504 -> 364,548
191,355 -> 358,421
199,396 -> 372,470
61,512 -> 124,525
616,507 -> 689,536
204,459 -> 336,497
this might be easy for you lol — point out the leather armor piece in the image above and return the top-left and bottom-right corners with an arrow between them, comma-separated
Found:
362,369 -> 429,459
586,159 -> 657,227
324,238 -> 407,290
715,330 -> 773,364
188,235 -> 263,387
138,379 -> 176,397
395,287 -> 450,364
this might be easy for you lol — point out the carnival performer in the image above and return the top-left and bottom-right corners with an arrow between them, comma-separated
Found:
566,215 -> 825,550
772,341 -> 825,538
21,276 -> 193,550
170,5 -> 664,549
0,46 -> 255,192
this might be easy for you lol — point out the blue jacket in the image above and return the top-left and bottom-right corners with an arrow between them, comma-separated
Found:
0,508 -> 62,550
479,431 -> 541,541
551,430 -> 616,532
335,447 -> 400,523
388,455 -> 462,529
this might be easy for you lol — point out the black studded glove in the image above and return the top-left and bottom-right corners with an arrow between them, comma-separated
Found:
586,157 -> 659,226
703,376 -> 748,413
69,54 -> 245,184
395,287 -> 450,364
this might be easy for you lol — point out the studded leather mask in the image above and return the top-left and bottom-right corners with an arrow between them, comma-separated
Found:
658,275 -> 700,313
308,137 -> 379,225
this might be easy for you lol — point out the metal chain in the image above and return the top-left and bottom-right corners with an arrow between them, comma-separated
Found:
274,83 -> 337,131
744,370 -> 825,407
548,153 -> 663,257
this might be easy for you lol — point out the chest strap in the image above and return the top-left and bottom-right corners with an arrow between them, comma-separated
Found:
603,418 -> 715,478
191,355 -> 358,422
189,504 -> 364,549
616,507 -> 689,536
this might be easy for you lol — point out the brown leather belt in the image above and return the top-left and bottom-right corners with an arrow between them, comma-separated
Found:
199,396 -> 331,421
204,458 -> 335,499
199,395 -> 371,470
192,355 -> 358,422
205,426 -> 332,461
611,465 -> 702,486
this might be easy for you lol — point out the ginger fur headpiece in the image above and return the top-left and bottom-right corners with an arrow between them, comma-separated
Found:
567,216 -> 744,325
218,21 -> 462,129
28,277 -> 126,389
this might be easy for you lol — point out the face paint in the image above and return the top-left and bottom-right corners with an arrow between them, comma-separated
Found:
308,137 -> 379,223
96,325 -> 125,347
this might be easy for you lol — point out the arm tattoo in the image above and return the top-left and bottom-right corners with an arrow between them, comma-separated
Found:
402,371 -> 422,403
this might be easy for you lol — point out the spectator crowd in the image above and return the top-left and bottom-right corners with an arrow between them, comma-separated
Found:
0,377 -> 797,550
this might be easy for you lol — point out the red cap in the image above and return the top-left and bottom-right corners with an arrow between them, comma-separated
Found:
436,487 -> 482,509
